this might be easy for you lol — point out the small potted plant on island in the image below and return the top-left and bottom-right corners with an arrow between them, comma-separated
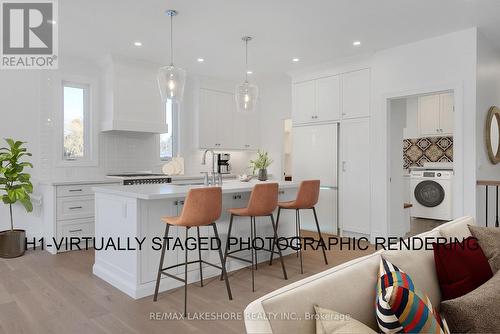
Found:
250,150 -> 273,181
0,139 -> 33,258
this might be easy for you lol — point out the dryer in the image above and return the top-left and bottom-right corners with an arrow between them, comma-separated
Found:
410,170 -> 453,220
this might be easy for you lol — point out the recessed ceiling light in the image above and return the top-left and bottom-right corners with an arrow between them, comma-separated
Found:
197,58 -> 205,62
134,41 -> 142,47
247,70 -> 253,74
292,58 -> 300,62
48,19 -> 56,24
353,41 -> 361,46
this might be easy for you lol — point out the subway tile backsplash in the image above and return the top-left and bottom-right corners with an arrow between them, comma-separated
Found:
403,136 -> 453,169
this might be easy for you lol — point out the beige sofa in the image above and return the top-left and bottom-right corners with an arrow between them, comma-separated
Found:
244,216 -> 475,334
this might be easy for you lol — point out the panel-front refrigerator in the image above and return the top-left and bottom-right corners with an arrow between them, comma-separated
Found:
292,123 -> 338,234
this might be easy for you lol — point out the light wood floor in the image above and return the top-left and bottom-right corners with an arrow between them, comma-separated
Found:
0,231 -> 375,334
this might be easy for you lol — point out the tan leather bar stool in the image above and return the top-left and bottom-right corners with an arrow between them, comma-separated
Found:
153,187 -> 232,316
221,183 -> 288,292
269,180 -> 328,274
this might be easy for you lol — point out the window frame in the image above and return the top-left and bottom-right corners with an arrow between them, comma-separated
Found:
57,77 -> 98,167
159,99 -> 179,162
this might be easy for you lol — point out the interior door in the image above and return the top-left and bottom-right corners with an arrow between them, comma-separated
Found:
292,123 -> 338,234
439,93 -> 454,135
418,94 -> 440,136
340,118 -> 370,234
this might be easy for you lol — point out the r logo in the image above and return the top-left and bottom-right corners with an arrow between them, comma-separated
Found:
2,2 -> 53,54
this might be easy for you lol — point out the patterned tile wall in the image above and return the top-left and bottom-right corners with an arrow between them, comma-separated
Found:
403,136 -> 453,169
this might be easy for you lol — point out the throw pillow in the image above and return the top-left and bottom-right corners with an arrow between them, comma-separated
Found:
433,237 -> 493,300
314,305 -> 376,334
468,224 -> 500,273
440,272 -> 500,333
376,258 -> 449,334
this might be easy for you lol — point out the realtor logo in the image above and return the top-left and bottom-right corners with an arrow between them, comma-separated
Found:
1,0 -> 58,69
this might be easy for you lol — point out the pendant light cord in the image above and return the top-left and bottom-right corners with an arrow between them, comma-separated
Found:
245,38 -> 248,82
170,14 -> 174,66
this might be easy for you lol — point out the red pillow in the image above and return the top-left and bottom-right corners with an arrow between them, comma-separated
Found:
433,237 -> 493,301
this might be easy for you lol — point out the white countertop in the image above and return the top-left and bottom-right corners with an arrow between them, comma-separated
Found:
93,180 -> 298,200
40,179 -> 121,186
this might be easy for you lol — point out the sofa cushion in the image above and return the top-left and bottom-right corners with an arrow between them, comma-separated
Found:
468,224 -> 500,274
382,230 -> 442,307
376,258 -> 449,334
437,216 -> 474,239
433,236 -> 493,300
440,272 -> 500,333
260,252 -> 381,334
314,305 -> 377,334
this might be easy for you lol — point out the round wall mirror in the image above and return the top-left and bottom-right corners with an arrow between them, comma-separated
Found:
486,106 -> 500,164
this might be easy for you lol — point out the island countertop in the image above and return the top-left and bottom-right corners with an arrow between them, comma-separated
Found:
93,180 -> 298,200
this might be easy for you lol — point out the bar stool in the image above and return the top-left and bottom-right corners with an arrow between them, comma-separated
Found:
153,187 -> 232,316
269,180 -> 328,274
221,183 -> 288,292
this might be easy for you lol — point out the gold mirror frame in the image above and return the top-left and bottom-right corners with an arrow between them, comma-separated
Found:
485,106 -> 500,164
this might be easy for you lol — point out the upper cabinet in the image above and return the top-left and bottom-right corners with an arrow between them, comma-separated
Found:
292,68 -> 370,125
293,75 -> 340,124
197,85 -> 259,150
341,69 -> 370,119
418,92 -> 453,136
101,56 -> 167,133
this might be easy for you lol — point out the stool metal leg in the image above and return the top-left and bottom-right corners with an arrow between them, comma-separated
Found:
250,216 -> 255,292
252,217 -> 258,270
269,207 -> 281,265
196,227 -> 203,287
220,214 -> 234,280
184,227 -> 189,317
312,207 -> 328,265
212,223 -> 232,300
295,209 -> 300,258
297,209 -> 303,274
270,214 -> 288,280
153,223 -> 170,301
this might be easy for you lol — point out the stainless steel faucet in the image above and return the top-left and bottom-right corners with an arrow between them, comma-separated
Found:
201,149 -> 221,185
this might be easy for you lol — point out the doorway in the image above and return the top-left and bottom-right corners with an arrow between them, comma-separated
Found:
388,91 -> 455,237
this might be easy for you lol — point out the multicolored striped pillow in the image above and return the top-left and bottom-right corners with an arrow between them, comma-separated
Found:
376,258 -> 449,334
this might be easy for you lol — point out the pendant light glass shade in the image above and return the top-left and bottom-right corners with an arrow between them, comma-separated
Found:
157,9 -> 185,103
236,81 -> 258,112
158,65 -> 186,102
235,36 -> 258,113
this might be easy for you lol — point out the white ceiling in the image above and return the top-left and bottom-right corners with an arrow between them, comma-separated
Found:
60,0 -> 500,78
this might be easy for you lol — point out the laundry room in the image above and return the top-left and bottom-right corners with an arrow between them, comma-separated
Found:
388,91 -> 455,237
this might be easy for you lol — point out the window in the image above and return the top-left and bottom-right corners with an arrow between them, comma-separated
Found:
160,99 -> 177,160
63,82 -> 90,161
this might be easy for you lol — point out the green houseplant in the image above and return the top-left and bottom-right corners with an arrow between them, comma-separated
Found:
0,138 -> 33,258
250,150 -> 273,181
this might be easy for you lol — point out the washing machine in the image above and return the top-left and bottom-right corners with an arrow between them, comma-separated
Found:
410,170 -> 453,220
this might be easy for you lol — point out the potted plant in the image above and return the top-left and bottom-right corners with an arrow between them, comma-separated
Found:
250,150 -> 273,181
0,138 -> 33,258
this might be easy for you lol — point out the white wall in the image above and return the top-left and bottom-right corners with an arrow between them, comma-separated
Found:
370,28 -> 478,237
475,32 -> 500,226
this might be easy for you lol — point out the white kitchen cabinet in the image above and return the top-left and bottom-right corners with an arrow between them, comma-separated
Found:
418,92 -> 454,136
293,75 -> 341,124
292,123 -> 338,234
341,69 -> 370,119
101,56 -> 167,133
197,88 -> 259,150
340,118 -> 370,235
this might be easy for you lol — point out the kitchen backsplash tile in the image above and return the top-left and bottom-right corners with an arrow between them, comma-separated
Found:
403,136 -> 453,169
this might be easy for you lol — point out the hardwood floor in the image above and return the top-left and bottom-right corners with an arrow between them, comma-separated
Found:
0,231 -> 374,334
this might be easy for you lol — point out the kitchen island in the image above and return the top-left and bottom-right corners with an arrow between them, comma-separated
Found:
92,180 -> 298,299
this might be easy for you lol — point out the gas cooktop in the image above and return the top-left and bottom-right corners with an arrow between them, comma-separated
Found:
107,173 -> 165,177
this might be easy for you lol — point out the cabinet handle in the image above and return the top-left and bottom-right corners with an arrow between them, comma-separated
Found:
180,200 -> 185,205
278,190 -> 285,195
245,144 -> 250,148
69,229 -> 83,233
68,189 -> 83,192
68,206 -> 83,210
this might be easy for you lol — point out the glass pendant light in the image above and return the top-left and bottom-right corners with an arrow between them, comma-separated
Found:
157,9 -> 186,103
235,36 -> 258,113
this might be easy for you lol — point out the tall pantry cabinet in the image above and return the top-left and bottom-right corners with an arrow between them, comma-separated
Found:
292,68 -> 371,236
